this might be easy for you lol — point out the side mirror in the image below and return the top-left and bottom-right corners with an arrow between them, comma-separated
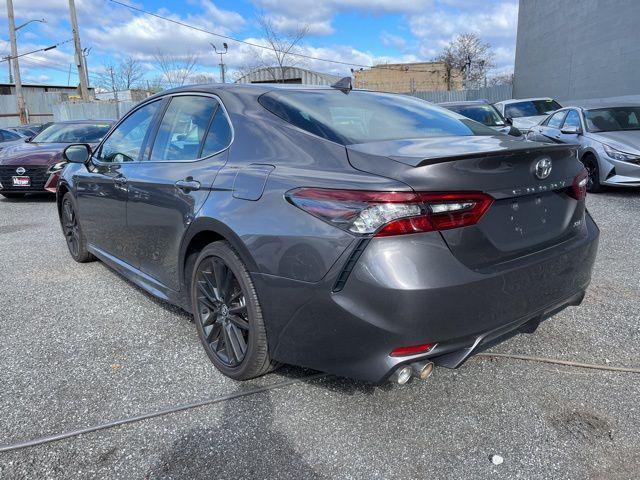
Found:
63,144 -> 92,164
561,125 -> 581,135
504,117 -> 513,125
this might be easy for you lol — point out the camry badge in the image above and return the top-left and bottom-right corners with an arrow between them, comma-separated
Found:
534,158 -> 552,180
16,167 -> 26,175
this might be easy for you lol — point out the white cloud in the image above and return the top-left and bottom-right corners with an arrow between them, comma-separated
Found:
408,1 -> 518,72
380,31 -> 407,50
253,0 -> 434,36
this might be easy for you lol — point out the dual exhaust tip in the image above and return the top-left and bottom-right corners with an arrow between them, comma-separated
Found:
389,360 -> 434,385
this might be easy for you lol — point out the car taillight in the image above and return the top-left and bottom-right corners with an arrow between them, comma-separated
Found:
285,188 -> 493,237
570,169 -> 588,201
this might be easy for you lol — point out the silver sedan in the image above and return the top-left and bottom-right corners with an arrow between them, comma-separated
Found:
527,105 -> 640,191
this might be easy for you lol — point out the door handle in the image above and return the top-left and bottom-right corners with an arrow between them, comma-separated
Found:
175,179 -> 201,192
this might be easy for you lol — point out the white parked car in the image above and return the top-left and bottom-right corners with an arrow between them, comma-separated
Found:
493,98 -> 563,134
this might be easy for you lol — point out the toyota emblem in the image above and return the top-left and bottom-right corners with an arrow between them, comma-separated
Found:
534,158 -> 552,180
15,167 -> 26,175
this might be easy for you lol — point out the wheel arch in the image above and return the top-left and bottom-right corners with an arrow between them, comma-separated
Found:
180,218 -> 259,295
56,181 -> 71,219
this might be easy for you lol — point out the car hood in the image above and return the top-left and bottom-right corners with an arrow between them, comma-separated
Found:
346,135 -> 563,167
587,131 -> 640,154
0,142 -> 74,166
511,115 -> 548,130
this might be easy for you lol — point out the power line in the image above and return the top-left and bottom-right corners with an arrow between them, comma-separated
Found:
106,0 -> 444,75
0,39 -> 73,63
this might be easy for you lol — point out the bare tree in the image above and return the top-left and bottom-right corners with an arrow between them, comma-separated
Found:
97,56 -> 145,91
487,72 -> 514,87
154,51 -> 199,88
435,33 -> 494,90
253,15 -> 309,82
191,72 -> 218,84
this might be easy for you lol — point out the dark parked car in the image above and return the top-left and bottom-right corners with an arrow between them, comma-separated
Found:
57,85 -> 599,384
0,128 -> 24,144
5,125 -> 39,138
0,120 -> 112,198
438,100 -> 523,137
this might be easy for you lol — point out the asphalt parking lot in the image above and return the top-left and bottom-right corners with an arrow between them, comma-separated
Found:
0,191 -> 639,480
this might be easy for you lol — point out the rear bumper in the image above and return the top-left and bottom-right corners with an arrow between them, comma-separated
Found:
255,213 -> 599,383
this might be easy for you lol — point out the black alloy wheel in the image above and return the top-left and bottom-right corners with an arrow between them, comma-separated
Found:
60,192 -> 94,262
62,198 -> 80,258
191,242 -> 277,380
583,155 -> 602,193
196,257 -> 250,366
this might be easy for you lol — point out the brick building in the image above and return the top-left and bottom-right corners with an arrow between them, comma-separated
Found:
353,62 -> 462,93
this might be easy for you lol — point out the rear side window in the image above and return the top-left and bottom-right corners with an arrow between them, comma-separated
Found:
150,96 -> 219,162
201,108 -> 232,157
259,90 -> 495,145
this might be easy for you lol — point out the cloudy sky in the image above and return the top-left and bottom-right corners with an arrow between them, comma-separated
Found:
0,0 -> 518,86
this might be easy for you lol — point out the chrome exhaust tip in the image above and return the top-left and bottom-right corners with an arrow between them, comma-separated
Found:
411,360 -> 434,380
389,365 -> 413,385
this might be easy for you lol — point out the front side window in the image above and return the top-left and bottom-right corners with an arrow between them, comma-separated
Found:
547,111 -> 566,129
150,96 -> 219,162
32,122 -> 112,143
563,110 -> 581,129
259,90 -> 495,145
97,101 -> 161,163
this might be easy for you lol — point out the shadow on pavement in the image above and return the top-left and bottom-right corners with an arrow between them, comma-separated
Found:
148,384 -> 325,480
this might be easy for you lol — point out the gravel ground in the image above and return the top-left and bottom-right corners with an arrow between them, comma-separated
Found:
0,191 -> 638,479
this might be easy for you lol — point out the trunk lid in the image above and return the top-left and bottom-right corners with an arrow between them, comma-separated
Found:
346,136 -> 586,270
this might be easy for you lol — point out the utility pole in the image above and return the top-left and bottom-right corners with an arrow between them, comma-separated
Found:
109,66 -> 120,118
6,0 -> 27,124
4,56 -> 12,83
68,0 -> 90,100
211,43 -> 228,83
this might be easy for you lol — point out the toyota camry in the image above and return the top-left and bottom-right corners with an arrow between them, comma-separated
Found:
56,83 -> 599,384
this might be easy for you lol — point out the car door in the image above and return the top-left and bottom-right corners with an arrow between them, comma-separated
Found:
75,99 -> 163,264
534,110 -> 567,143
125,93 -> 233,291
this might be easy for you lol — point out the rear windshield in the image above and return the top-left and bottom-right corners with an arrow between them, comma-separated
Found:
33,122 -> 112,143
504,99 -> 562,119
584,107 -> 640,132
445,104 -> 505,127
259,90 -> 496,145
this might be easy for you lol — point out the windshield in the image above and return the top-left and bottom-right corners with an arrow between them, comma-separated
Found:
584,107 -> 640,132
505,99 -> 562,119
445,104 -> 505,127
32,122 -> 112,143
259,90 -> 496,145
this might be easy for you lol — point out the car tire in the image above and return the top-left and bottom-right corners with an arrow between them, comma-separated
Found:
0,192 -> 26,199
582,154 -> 602,193
60,192 -> 95,263
191,241 -> 278,380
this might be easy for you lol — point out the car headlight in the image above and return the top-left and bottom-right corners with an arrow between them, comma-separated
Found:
47,161 -> 67,173
603,144 -> 640,163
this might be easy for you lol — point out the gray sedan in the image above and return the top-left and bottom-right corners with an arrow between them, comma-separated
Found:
527,105 -> 640,191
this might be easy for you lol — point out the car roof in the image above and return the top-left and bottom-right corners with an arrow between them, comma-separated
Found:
52,119 -> 114,125
438,100 -> 491,107
494,97 -> 555,106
